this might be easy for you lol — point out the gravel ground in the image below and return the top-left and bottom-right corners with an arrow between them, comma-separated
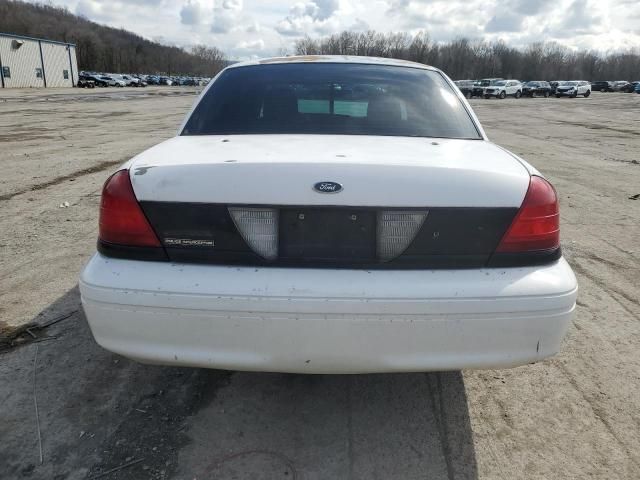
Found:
0,87 -> 638,480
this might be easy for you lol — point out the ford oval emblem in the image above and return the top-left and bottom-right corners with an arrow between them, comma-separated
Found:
313,181 -> 343,194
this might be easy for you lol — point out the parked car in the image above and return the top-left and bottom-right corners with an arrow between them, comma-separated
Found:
99,75 -> 125,87
131,76 -> 148,87
522,81 -> 552,97
634,81 -> 640,94
87,75 -> 110,87
472,78 -> 503,97
555,81 -> 591,97
77,74 -> 96,88
591,81 -> 614,92
146,75 -> 160,85
110,74 -> 131,86
454,80 -> 475,98
622,82 -> 636,93
613,81 -> 634,92
119,75 -> 140,87
79,56 -> 577,374
159,76 -> 173,86
484,80 -> 523,99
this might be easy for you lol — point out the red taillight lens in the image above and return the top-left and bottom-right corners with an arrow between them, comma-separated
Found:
99,170 -> 161,247
496,176 -> 560,253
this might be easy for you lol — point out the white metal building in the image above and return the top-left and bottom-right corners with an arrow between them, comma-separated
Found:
0,33 -> 79,88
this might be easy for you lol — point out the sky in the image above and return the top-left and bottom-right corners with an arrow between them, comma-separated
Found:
34,0 -> 640,58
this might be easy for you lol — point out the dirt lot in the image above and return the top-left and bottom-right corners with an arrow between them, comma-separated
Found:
1,86 -> 639,480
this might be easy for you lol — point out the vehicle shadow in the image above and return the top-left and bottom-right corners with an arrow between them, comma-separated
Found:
0,287 -> 478,480
182,370 -> 479,479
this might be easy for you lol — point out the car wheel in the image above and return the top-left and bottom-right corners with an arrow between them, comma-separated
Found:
515,90 -> 522,99
499,91 -> 506,99
584,90 -> 591,97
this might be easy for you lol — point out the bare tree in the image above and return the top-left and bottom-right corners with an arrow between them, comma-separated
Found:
190,45 -> 227,76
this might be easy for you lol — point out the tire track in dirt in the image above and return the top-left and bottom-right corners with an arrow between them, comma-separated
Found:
570,261 -> 640,319
0,158 -> 126,202
553,360 -> 638,469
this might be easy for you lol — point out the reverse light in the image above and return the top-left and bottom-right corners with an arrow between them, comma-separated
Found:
377,211 -> 428,262
496,176 -> 559,253
229,207 -> 279,260
99,170 -> 161,247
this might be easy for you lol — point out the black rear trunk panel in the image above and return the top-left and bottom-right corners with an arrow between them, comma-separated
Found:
133,202 -> 527,269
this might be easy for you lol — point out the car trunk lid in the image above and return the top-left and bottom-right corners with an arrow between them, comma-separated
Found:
129,134 -> 529,208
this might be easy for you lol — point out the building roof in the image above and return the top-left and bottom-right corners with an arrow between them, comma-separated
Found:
0,32 -> 76,47
228,55 -> 435,71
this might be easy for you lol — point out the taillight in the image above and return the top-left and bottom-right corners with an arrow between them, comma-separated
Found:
99,170 -> 161,247
496,176 -> 559,253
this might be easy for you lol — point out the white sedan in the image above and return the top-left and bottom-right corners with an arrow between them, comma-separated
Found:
80,56 -> 577,374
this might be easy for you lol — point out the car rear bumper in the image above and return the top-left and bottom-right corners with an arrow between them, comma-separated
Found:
79,254 -> 578,373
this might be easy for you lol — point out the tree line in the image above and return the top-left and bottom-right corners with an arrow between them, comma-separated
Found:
0,0 -> 226,76
295,31 -> 640,81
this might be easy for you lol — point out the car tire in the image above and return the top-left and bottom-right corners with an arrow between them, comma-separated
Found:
515,90 -> 522,99
584,90 -> 591,97
499,91 -> 506,99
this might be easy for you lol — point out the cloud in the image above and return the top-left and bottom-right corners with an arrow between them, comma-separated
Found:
349,17 -> 369,31
508,0 -> 553,15
236,38 -> 265,50
275,0 -> 342,36
36,0 -> 640,59
485,12 -> 523,33
246,21 -> 261,33
76,0 -> 114,21
212,0 -> 244,33
559,0 -> 602,33
180,0 -> 205,25
222,0 -> 243,9
309,0 -> 340,20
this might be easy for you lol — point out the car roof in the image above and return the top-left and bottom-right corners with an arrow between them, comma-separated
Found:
227,55 -> 437,71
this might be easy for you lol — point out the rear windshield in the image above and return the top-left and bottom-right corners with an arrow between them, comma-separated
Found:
181,63 -> 481,139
